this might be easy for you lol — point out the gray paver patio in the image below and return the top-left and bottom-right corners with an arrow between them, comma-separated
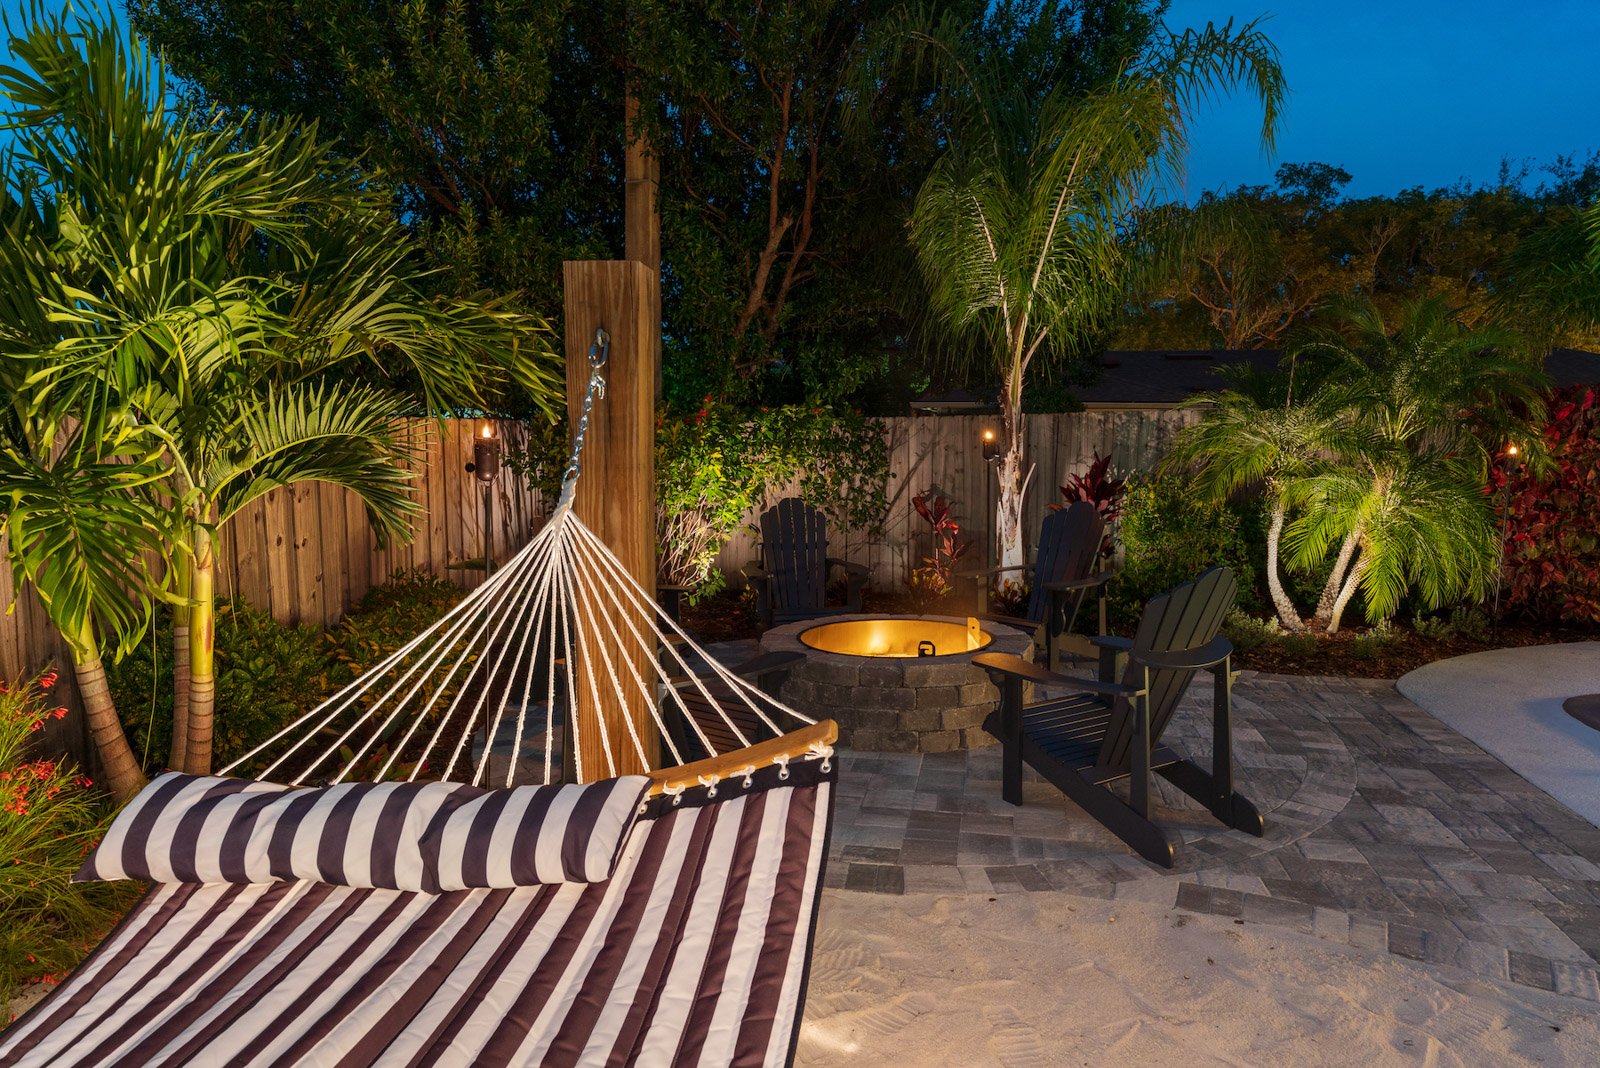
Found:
801,663 -> 1600,1002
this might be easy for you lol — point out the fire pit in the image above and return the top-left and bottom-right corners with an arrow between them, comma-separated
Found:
761,614 -> 1032,753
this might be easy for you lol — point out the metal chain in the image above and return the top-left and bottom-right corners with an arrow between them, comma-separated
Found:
561,326 -> 610,489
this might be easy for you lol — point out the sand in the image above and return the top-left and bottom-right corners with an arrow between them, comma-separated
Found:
799,889 -> 1600,1067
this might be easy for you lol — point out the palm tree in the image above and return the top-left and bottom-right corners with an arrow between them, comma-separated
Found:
1284,296 -> 1546,631
0,14 -> 561,787
1164,364 -> 1339,631
903,16 -> 1284,573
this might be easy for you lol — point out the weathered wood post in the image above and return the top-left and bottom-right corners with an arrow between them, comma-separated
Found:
563,260 -> 658,780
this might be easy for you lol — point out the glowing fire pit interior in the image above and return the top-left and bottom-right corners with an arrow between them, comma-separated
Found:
800,617 -> 991,658
760,614 -> 1031,753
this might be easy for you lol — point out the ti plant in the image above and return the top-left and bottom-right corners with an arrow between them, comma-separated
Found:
909,492 -> 974,612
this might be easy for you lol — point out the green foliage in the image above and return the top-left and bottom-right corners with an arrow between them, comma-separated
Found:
324,571 -> 466,684
1412,605 -> 1491,642
1220,610 -> 1281,653
513,404 -> 891,598
1275,630 -> 1319,657
0,672 -> 134,1007
109,602 -> 329,773
132,0 -> 1178,409
1347,620 -> 1399,661
655,404 -> 890,596
1117,153 -> 1600,353
1113,474 -> 1257,622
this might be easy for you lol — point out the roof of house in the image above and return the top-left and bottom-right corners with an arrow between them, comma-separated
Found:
909,348 -> 1600,413
1074,346 -> 1600,409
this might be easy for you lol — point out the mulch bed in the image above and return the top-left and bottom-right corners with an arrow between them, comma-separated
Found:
1233,620 -> 1599,679
677,587 -> 1597,681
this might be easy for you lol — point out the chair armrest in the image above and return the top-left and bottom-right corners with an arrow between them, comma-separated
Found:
975,612 -> 1032,628
963,565 -> 1032,579
1131,636 -> 1233,671
1089,635 -> 1131,651
1043,570 -> 1115,593
971,653 -> 1138,698
826,557 -> 868,577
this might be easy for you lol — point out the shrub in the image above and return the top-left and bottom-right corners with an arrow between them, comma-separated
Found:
110,601 -> 329,773
513,403 -> 891,600
1495,387 -> 1600,625
1347,620 -> 1399,660
0,672 -> 134,1008
1113,474 -> 1258,623
908,492 -> 974,611
326,571 -> 466,684
1221,610 -> 1282,653
1276,630 -> 1319,657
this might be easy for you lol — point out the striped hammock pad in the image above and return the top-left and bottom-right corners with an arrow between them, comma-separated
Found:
0,764 -> 834,1068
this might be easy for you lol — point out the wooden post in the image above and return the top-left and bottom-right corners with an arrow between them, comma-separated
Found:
564,260 -> 658,780
624,89 -> 663,399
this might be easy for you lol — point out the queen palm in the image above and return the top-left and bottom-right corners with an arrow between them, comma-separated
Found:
904,17 -> 1284,573
0,15 -> 559,792
1284,296 -> 1546,631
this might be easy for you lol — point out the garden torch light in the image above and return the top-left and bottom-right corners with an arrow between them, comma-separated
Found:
468,421 -> 501,575
1493,442 -> 1520,621
981,428 -> 1001,572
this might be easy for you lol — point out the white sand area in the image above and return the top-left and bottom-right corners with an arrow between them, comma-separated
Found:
800,890 -> 1600,1067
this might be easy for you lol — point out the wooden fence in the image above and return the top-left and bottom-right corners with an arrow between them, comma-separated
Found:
713,408 -> 1201,586
5,407 -> 1193,765
0,418 -> 547,766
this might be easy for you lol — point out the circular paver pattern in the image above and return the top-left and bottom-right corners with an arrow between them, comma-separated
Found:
825,670 -> 1358,894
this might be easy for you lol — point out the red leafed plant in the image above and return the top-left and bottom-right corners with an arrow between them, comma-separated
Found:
1,672 -> 133,1009
1491,387 -> 1600,625
909,492 -> 974,610
1053,450 -> 1127,555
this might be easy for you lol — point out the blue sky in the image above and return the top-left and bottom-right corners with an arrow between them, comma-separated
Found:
3,2 -> 1597,203
1164,0 -> 1600,199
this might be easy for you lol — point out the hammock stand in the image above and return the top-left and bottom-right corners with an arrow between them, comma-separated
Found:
0,326 -> 838,1068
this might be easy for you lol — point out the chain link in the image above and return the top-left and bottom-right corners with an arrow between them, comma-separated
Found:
561,327 -> 611,488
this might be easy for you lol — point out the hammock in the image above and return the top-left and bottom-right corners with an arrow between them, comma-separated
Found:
0,329 -> 836,1068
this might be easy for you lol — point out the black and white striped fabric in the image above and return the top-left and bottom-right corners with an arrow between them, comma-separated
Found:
2,763 -> 834,1068
74,772 -> 652,891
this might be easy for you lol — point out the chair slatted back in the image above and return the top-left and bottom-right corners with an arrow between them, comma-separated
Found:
1023,502 -> 1106,625
1094,567 -> 1237,772
760,498 -> 829,618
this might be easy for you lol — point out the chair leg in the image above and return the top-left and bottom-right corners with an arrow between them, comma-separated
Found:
1000,676 -> 1023,807
1130,687 -> 1151,819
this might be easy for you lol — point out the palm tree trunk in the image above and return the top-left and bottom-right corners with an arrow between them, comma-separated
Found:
72,619 -> 146,803
1313,526 -> 1361,624
183,527 -> 218,775
169,555 -> 191,772
1264,499 -> 1305,631
1325,552 -> 1365,634
995,373 -> 1026,578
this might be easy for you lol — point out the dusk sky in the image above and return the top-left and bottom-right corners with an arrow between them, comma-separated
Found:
1164,0 -> 1600,200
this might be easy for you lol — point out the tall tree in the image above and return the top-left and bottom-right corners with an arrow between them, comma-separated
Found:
0,12 -> 560,785
904,14 -> 1284,572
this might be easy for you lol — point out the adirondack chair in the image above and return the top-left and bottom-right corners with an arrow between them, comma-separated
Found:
745,497 -> 868,627
974,567 -> 1262,868
661,650 -> 805,763
967,501 -> 1114,671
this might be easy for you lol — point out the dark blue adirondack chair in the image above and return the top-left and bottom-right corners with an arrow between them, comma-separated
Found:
744,498 -> 867,628
975,567 -> 1263,868
971,501 -> 1113,671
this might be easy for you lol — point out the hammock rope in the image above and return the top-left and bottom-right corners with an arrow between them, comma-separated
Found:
224,326 -> 820,788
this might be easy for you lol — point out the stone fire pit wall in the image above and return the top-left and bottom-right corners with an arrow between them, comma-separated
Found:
760,615 -> 1033,753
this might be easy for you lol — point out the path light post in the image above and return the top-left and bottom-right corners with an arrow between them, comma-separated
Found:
470,420 -> 501,576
